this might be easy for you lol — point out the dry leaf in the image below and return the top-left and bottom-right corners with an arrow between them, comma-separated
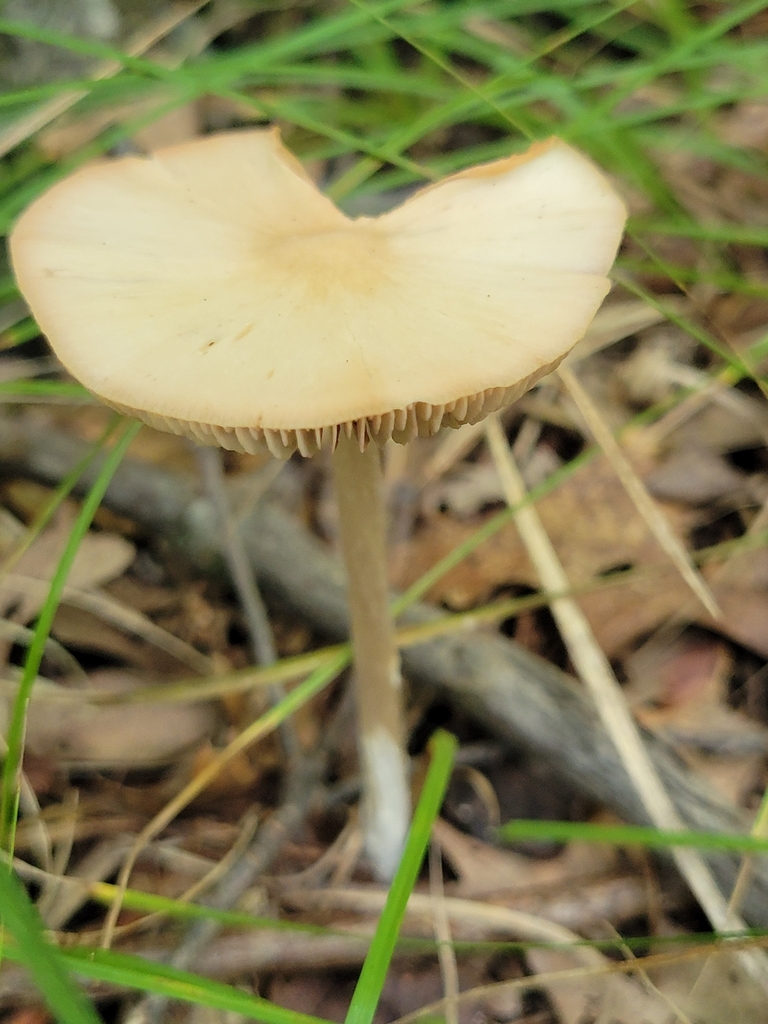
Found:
49,604 -> 178,671
527,947 -> 675,1024
133,102 -> 201,152
396,454 -> 696,655
422,461 -> 505,519
0,507 -> 134,623
23,669 -> 216,768
647,447 -> 751,506
381,959 -> 488,1024
648,951 -> 768,1024
625,634 -> 767,805
434,818 -> 619,901
702,585 -> 768,660
664,391 -> 768,455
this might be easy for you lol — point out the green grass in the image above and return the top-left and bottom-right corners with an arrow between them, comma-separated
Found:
0,864 -> 102,1024
345,730 -> 458,1024
498,820 -> 768,857
3,0 -> 768,1021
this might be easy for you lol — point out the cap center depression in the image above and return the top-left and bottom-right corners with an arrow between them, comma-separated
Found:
259,221 -> 391,300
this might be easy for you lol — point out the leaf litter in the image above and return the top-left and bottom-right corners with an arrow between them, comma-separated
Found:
4,2 -> 768,1024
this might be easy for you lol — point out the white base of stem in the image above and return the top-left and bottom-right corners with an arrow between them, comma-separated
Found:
361,727 -> 411,881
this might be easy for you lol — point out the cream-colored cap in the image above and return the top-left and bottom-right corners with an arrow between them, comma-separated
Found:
10,129 -> 626,457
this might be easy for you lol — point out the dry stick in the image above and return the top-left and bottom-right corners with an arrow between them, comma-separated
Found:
285,887 -> 611,968
0,734 -> 50,873
36,788 -> 78,927
557,366 -> 719,619
483,413 -> 768,992
197,447 -> 276,668
331,433 -> 410,881
429,839 -> 460,1024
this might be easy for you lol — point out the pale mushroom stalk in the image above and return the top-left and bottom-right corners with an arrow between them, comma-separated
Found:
332,433 -> 409,879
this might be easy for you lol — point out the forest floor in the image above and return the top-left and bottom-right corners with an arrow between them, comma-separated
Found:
3,2 -> 768,1023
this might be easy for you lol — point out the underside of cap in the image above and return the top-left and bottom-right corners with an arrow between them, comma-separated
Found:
108,362 -> 559,458
10,128 -> 627,457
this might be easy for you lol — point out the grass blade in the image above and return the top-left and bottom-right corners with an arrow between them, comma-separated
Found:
0,866 -> 101,1024
498,819 -> 768,857
345,729 -> 457,1024
19,944 -> 333,1024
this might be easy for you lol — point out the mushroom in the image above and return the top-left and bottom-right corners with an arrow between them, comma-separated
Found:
9,128 -> 626,879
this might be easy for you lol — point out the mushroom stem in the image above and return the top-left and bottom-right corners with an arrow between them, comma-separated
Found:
331,432 -> 411,880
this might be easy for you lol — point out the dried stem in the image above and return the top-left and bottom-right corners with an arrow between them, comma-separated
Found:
196,445 -> 277,669
331,433 -> 410,880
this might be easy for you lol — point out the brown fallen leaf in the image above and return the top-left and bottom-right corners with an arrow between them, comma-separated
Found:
48,605 -> 149,666
562,299 -> 670,366
48,603 -> 203,674
422,447 -> 563,521
648,949 -> 768,1024
0,1009 -> 53,1024
647,447 -> 753,507
701,586 -> 768,661
396,453 -> 697,656
662,390 -> 768,455
693,540 -> 768,661
268,973 -> 355,1024
422,461 -> 506,520
22,669 -> 216,769
0,506 -> 134,623
526,947 -> 675,1024
625,633 -> 767,806
433,818 -> 619,900
381,959 -> 489,1024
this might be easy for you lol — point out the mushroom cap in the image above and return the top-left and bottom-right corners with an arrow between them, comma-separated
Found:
10,129 -> 626,458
